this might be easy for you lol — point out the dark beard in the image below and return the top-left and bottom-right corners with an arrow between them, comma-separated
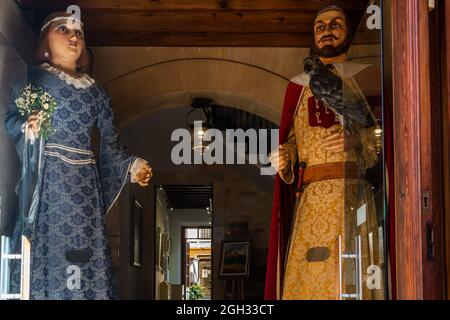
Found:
311,35 -> 352,58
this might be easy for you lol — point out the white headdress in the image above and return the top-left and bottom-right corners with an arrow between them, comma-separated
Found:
40,16 -> 84,35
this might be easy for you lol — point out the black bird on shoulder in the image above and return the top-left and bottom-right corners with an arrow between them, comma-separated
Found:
304,55 -> 373,133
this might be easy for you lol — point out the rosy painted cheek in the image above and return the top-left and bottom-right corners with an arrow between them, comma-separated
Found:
49,33 -> 67,44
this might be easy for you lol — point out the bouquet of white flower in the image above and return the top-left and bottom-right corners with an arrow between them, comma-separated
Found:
15,84 -> 58,140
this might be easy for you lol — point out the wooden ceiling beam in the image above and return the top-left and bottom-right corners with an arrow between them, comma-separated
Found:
88,32 -> 311,47
17,0 -> 364,12
81,11 -> 316,34
17,0 -> 373,47
87,30 -> 378,47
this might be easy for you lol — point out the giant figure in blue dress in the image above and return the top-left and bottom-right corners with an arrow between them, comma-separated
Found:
4,12 -> 152,299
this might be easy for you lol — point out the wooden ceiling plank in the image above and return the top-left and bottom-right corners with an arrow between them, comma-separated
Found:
87,31 -> 377,47
82,11 -> 316,33
18,0 -> 372,47
17,0 -> 364,11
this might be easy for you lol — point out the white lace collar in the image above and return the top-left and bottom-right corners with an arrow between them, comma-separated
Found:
39,63 -> 96,89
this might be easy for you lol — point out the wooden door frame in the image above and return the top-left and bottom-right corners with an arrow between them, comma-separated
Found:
391,0 -> 447,299
443,0 -> 450,300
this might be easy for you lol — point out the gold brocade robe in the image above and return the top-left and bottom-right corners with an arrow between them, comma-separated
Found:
280,83 -> 384,300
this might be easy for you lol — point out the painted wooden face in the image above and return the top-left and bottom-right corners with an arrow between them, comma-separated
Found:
314,10 -> 348,51
47,19 -> 85,64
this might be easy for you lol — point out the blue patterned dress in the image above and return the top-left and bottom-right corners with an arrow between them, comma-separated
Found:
5,64 -> 136,300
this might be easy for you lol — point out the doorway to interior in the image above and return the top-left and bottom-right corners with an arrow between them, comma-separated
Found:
182,227 -> 212,300
154,185 -> 213,300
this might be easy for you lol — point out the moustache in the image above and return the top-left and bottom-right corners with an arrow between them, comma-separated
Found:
320,35 -> 338,42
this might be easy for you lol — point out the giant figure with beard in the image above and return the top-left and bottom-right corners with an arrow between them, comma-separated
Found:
265,6 -> 384,300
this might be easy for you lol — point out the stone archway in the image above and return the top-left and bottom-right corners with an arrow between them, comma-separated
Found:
103,58 -> 289,127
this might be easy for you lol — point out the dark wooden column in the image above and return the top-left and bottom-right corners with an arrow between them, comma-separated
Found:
391,0 -> 431,300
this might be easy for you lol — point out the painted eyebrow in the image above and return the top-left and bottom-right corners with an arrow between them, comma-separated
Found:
53,21 -> 83,31
330,17 -> 345,24
314,17 -> 346,26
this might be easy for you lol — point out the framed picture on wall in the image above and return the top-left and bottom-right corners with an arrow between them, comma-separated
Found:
155,227 -> 162,270
131,199 -> 143,267
166,238 -> 172,271
160,231 -> 168,271
219,241 -> 251,278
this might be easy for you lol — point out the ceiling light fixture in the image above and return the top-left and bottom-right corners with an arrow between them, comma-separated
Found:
186,98 -> 214,155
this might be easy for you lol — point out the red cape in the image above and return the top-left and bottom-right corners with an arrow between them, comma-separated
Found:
264,81 -> 305,300
264,81 -> 396,300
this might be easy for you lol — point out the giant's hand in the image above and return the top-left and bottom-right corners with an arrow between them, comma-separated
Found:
131,159 -> 153,187
323,131 -> 360,153
25,110 -> 41,137
270,146 -> 290,173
